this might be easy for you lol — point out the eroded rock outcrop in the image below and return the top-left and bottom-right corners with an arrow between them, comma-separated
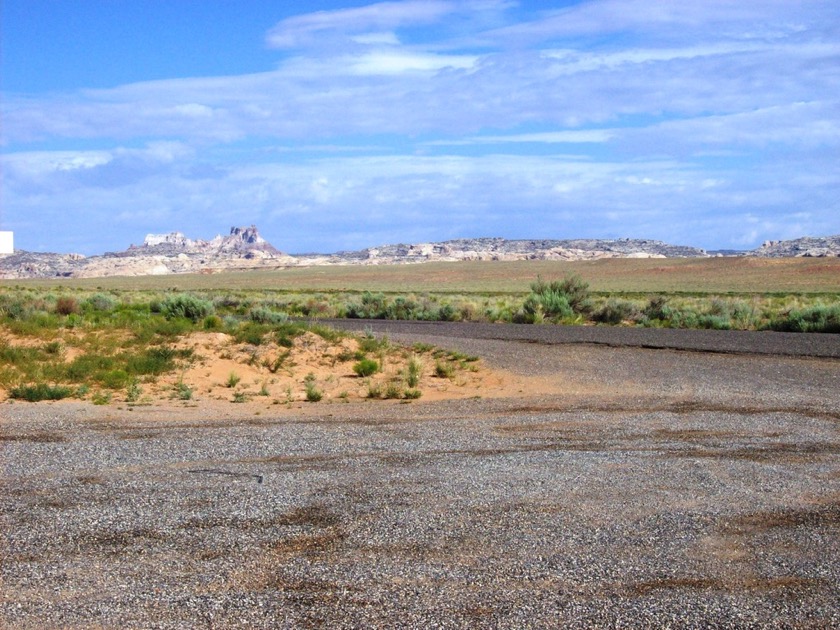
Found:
751,235 -> 840,257
0,226 -> 291,279
326,238 -> 706,265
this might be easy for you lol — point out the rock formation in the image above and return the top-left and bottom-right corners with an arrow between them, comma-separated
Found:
0,226 -> 290,279
121,225 -> 281,258
1,227 -> 837,280
751,235 -> 840,258
326,238 -> 707,265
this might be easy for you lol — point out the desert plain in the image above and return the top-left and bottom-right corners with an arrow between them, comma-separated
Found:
1,258 -> 839,628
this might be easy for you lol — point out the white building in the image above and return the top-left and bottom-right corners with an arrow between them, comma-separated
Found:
0,231 -> 14,255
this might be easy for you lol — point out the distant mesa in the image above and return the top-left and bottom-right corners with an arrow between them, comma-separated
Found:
128,225 -> 281,258
753,235 -> 840,258
0,226 -> 838,280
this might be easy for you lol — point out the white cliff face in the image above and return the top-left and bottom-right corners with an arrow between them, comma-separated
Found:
137,226 -> 278,256
143,232 -> 193,248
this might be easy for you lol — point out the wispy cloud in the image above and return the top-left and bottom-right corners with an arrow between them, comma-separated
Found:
485,0 -> 815,44
266,1 -> 455,48
424,130 -> 616,146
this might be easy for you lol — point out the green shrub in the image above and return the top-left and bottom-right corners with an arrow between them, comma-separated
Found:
249,307 -> 288,325
0,343 -> 42,365
145,317 -> 193,339
308,324 -> 345,343
593,299 -> 640,325
235,322 -> 271,346
383,380 -> 403,399
304,373 -> 322,402
405,356 -> 423,387
100,369 -> 130,389
0,297 -> 30,320
518,275 -> 591,323
537,290 -> 573,318
404,388 -> 422,399
274,322 -> 306,347
159,294 -> 214,322
85,293 -> 116,312
10,383 -> 74,402
203,315 -> 223,330
346,292 -> 388,319
175,381 -> 193,400
125,347 -> 178,376
226,372 -> 241,388
91,391 -> 112,405
65,313 -> 83,328
353,358 -> 380,377
530,275 -> 591,315
644,296 -> 672,321
385,296 -> 417,320
434,361 -> 455,378
730,300 -> 758,330
336,349 -> 356,362
359,333 -> 389,353
65,354 -> 117,382
697,314 -> 732,330
513,295 -> 545,324
438,303 -> 458,322
126,379 -> 142,402
769,304 -> 840,333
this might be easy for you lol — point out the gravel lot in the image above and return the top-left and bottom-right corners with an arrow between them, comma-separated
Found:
2,324 -> 839,628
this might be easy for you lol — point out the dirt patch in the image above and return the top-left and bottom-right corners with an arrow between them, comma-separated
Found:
1,327 -> 556,410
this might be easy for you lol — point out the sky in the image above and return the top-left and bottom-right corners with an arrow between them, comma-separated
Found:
1,1 -> 839,255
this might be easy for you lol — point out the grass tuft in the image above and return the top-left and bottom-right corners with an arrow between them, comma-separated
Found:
352,358 -> 379,377
10,383 -> 74,402
304,373 -> 323,402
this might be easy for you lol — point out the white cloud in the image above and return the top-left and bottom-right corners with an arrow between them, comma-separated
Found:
628,102 -> 840,151
172,103 -> 214,118
486,0 -> 816,44
352,31 -> 401,45
3,150 -> 113,177
539,42 -> 771,73
425,130 -> 615,145
266,1 -> 454,48
347,50 -> 479,74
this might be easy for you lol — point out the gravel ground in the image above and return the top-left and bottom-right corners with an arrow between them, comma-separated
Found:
2,325 -> 839,628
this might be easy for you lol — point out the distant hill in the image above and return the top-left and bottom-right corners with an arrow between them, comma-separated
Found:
751,235 -> 840,258
0,227 -> 837,279
325,237 -> 708,264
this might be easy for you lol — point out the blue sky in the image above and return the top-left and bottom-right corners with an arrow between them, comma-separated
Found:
1,1 -> 838,255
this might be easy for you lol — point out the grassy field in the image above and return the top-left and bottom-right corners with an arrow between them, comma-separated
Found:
1,258 -> 838,404
4,257 -> 839,294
